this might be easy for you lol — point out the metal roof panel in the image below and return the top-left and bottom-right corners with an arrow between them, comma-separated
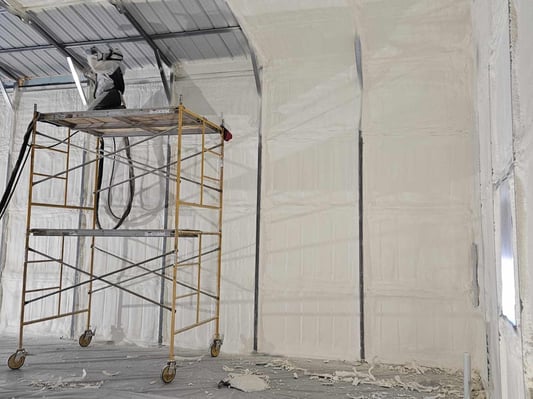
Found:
0,48 -> 69,78
210,0 -> 238,26
197,0 -> 235,27
203,33 -> 234,58
220,30 -> 248,58
126,0 -> 191,34
179,0 -> 213,30
0,11 -> 49,48
33,2 -> 135,43
155,38 -> 187,63
116,41 -> 157,69
125,0 -> 235,34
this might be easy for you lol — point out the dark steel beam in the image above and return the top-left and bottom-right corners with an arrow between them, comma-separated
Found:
110,0 -> 172,67
152,26 -> 241,40
0,43 -> 56,53
0,27 -> 242,55
1,74 -> 88,89
155,49 -> 171,103
0,61 -> 20,81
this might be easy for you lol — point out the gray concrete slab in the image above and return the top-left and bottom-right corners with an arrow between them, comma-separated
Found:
0,335 -> 479,398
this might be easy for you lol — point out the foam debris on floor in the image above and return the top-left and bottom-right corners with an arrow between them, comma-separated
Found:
28,368 -> 104,391
258,356 -> 486,398
218,369 -> 270,392
0,336 -> 482,398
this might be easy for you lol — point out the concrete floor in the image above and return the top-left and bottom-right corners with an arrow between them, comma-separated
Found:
0,335 -> 479,398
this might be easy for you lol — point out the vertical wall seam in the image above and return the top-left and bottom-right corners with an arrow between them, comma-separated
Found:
355,35 -> 365,361
358,132 -> 365,361
250,47 -> 263,353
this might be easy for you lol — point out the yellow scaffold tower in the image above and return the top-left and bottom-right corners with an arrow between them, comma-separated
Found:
6,102 -> 228,384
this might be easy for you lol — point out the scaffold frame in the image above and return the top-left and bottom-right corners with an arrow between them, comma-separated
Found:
6,104 -> 226,383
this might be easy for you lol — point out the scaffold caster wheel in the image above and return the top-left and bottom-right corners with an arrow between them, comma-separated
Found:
210,340 -> 222,357
79,330 -> 93,347
161,363 -> 176,384
7,350 -> 26,370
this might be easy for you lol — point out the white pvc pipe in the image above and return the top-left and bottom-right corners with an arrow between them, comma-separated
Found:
464,352 -> 471,399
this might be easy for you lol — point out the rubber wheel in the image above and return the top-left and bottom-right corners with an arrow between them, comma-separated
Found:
210,342 -> 220,358
161,365 -> 176,383
7,353 -> 25,370
79,332 -> 92,348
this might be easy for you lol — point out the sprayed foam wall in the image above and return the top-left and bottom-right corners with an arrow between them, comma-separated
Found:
229,0 -> 485,370
513,0 -> 533,394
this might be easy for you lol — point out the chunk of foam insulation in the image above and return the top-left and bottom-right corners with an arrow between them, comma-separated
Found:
220,373 -> 269,392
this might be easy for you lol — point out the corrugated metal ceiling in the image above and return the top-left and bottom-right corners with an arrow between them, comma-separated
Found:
126,0 -> 239,34
36,2 -> 135,43
0,10 -> 48,47
0,0 -> 248,86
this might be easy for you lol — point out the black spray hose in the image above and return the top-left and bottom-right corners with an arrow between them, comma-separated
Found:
0,117 -> 135,229
107,138 -> 120,219
95,137 -> 135,229
0,119 -> 35,220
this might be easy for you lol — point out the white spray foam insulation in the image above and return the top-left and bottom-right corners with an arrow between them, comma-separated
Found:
512,0 -> 533,393
229,0 -> 485,369
471,0 -> 533,397
472,0 -> 532,397
228,0 -> 361,360
0,86 -> 88,336
355,0 -> 484,369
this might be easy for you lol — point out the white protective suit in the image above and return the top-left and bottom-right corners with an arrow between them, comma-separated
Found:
86,48 -> 125,110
